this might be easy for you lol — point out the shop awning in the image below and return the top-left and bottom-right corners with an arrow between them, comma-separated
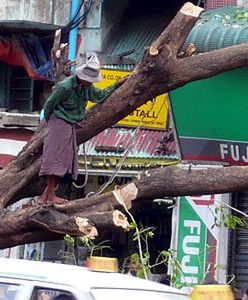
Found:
78,127 -> 178,172
0,127 -> 178,171
0,34 -> 53,80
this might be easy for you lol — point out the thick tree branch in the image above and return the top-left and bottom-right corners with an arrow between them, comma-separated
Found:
2,2 -> 248,208
0,231 -> 63,250
55,165 -> 248,208
174,44 -> 248,85
2,163 -> 248,249
150,2 -> 204,56
0,202 -> 129,249
2,2 -> 248,248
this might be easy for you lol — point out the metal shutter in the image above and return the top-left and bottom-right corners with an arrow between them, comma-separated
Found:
229,191 -> 248,294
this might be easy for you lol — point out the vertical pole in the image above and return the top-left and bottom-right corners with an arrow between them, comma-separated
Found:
68,0 -> 80,71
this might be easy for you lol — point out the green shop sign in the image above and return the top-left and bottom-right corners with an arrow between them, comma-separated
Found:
176,196 -> 219,287
170,67 -> 248,165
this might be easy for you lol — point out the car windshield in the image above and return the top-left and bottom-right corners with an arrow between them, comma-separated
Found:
0,282 -> 20,300
91,288 -> 189,300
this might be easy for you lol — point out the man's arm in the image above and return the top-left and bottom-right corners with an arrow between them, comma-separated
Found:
43,86 -> 67,121
88,83 -> 119,104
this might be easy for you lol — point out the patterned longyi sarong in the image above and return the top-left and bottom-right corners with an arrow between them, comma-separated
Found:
39,114 -> 78,180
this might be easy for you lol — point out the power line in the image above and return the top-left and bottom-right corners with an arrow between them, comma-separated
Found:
63,0 -> 93,34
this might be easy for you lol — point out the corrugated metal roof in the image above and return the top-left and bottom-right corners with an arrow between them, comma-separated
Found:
79,127 -> 178,160
103,13 -> 172,63
184,6 -> 248,53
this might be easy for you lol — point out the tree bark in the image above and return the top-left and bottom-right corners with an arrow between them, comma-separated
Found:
2,163 -> 248,249
2,2 -> 248,248
0,199 -> 129,249
1,2 -> 248,209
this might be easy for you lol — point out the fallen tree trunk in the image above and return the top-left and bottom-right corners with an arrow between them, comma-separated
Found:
2,2 -> 248,248
0,200 -> 129,249
1,3 -> 248,208
2,164 -> 248,249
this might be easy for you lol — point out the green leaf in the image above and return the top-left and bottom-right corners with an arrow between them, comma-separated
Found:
131,253 -> 140,261
136,269 -> 146,279
64,234 -> 75,246
129,222 -> 137,229
147,231 -> 155,238
161,250 -> 170,257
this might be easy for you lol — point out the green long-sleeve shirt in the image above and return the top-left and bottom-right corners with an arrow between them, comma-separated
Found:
43,75 -> 119,123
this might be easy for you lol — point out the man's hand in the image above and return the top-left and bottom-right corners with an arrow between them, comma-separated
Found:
40,120 -> 47,126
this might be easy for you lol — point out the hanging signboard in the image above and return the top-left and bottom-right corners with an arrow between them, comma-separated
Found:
87,69 -> 169,130
175,194 -> 223,288
170,67 -> 248,165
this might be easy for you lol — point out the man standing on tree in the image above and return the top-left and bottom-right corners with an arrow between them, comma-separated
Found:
39,54 -> 126,205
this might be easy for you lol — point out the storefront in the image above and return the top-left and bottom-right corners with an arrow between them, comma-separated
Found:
170,66 -> 248,287
171,184 -> 229,290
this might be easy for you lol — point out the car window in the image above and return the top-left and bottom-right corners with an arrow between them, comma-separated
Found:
91,288 -> 189,300
0,282 -> 21,300
31,288 -> 76,300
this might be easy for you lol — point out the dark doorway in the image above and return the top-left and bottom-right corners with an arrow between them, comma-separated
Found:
125,0 -> 202,15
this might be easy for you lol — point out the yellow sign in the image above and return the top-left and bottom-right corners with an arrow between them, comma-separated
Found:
190,285 -> 235,300
87,69 -> 169,130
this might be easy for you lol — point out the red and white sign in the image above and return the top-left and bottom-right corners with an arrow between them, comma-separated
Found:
191,195 -> 216,206
0,128 -> 33,168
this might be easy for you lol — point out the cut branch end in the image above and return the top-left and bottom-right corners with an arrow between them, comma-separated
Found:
75,216 -> 98,239
181,2 -> 204,17
149,46 -> 159,56
113,210 -> 129,230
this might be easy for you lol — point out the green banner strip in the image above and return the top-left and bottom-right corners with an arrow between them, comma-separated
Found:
176,197 -> 207,287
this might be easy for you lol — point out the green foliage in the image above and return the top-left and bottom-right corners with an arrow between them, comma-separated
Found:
126,216 -> 225,288
125,222 -> 182,285
64,234 -> 75,247
221,9 -> 248,25
132,225 -> 155,242
233,9 -> 248,21
225,215 -> 247,229
129,253 -> 151,279
64,203 -> 243,287
126,225 -> 156,279
78,236 -> 111,257
214,205 -> 248,229
200,7 -> 248,27
129,222 -> 137,230
63,235 -> 111,265
158,249 -> 181,287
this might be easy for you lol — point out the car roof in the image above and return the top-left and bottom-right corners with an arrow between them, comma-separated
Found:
0,258 -> 187,296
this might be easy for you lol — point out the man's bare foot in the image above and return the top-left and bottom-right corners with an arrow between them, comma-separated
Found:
38,187 -> 48,205
38,194 -> 48,205
47,196 -> 68,205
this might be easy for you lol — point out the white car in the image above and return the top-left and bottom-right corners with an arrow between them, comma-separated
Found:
0,257 -> 189,300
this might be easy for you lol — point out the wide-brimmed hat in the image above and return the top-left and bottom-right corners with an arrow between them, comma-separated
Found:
76,53 -> 103,83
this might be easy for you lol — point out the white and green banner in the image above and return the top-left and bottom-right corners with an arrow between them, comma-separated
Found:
175,194 -> 222,287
